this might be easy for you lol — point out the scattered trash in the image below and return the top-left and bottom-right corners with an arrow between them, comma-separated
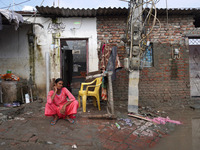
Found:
118,118 -> 133,126
7,116 -> 13,119
24,111 -> 33,115
4,103 -> 13,107
148,117 -> 182,125
47,141 -> 53,145
0,142 -> 5,145
115,122 -> 121,129
72,144 -> 77,149
12,101 -> 20,107
14,117 -> 25,121
4,102 -> 20,107
0,70 -> 19,81
25,93 -> 30,103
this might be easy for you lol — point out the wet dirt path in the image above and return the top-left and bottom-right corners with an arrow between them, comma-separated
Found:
150,108 -> 200,150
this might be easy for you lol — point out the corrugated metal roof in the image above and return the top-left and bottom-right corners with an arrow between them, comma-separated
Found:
35,6 -> 128,17
155,8 -> 200,15
35,6 -> 200,18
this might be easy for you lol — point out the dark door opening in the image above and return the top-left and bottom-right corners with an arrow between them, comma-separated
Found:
61,39 -> 87,96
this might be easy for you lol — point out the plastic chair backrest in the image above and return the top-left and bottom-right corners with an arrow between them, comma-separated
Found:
93,77 -> 102,92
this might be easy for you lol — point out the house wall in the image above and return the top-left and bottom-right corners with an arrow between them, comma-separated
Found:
59,17 -> 98,73
97,14 -> 196,107
25,17 -> 98,98
97,16 -> 128,101
139,15 -> 195,107
0,25 -> 31,80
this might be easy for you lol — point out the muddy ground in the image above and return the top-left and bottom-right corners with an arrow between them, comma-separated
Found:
0,99 -> 199,150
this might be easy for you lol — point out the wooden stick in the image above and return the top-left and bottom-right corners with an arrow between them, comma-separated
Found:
128,114 -> 152,122
86,72 -> 108,80
87,114 -> 117,119
86,73 -> 103,80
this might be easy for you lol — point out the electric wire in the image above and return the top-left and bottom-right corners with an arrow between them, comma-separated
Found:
0,0 -> 7,7
125,0 -> 161,70
0,0 -> 31,9
24,0 -> 45,22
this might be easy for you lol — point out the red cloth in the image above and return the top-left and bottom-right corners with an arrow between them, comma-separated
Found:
45,87 -> 79,119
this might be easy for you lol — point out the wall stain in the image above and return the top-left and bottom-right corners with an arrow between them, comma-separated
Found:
171,59 -> 178,80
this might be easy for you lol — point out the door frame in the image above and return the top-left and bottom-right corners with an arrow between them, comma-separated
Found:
188,37 -> 200,97
60,38 -> 89,79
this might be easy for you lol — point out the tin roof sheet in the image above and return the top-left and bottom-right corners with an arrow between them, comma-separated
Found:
34,6 -> 200,17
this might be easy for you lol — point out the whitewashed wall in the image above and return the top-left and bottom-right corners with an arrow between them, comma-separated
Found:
24,17 -> 52,97
25,16 -> 98,97
60,17 -> 98,72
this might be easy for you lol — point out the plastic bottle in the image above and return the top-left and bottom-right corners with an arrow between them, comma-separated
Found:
115,123 -> 121,129
25,94 -> 30,103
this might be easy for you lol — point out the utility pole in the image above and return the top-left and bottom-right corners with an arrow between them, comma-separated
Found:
125,0 -> 143,114
123,0 -> 157,113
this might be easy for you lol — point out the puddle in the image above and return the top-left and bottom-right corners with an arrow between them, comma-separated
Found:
192,117 -> 200,150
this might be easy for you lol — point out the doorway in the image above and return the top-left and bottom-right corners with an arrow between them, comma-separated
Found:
189,38 -> 200,97
61,39 -> 88,96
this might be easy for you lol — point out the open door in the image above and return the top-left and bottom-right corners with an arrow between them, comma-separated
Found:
189,38 -> 200,97
61,39 -> 87,96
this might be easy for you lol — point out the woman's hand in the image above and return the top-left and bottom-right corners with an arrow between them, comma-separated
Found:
53,86 -> 57,92
60,101 -> 73,115
60,106 -> 66,115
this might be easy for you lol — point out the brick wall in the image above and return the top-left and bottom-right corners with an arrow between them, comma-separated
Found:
97,16 -> 128,101
97,14 -> 196,107
139,15 -> 195,107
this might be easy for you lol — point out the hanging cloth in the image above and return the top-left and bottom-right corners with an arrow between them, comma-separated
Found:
100,44 -> 109,100
100,44 -> 122,100
106,46 -> 122,81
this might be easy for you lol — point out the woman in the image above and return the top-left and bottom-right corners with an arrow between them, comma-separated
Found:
45,78 -> 79,125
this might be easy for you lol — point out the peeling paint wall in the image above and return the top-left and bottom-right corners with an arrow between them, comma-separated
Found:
24,17 -> 98,98
24,17 -> 52,98
0,25 -> 31,80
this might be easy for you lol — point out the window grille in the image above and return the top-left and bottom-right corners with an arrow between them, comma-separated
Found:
141,44 -> 153,67
189,39 -> 200,45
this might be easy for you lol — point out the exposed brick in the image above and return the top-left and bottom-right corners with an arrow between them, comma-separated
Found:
115,143 -> 128,150
109,129 -> 132,142
103,140 -> 121,150
125,133 -> 138,145
97,15 -> 193,107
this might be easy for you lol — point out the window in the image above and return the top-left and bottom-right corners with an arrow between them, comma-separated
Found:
189,39 -> 200,45
141,44 -> 153,67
